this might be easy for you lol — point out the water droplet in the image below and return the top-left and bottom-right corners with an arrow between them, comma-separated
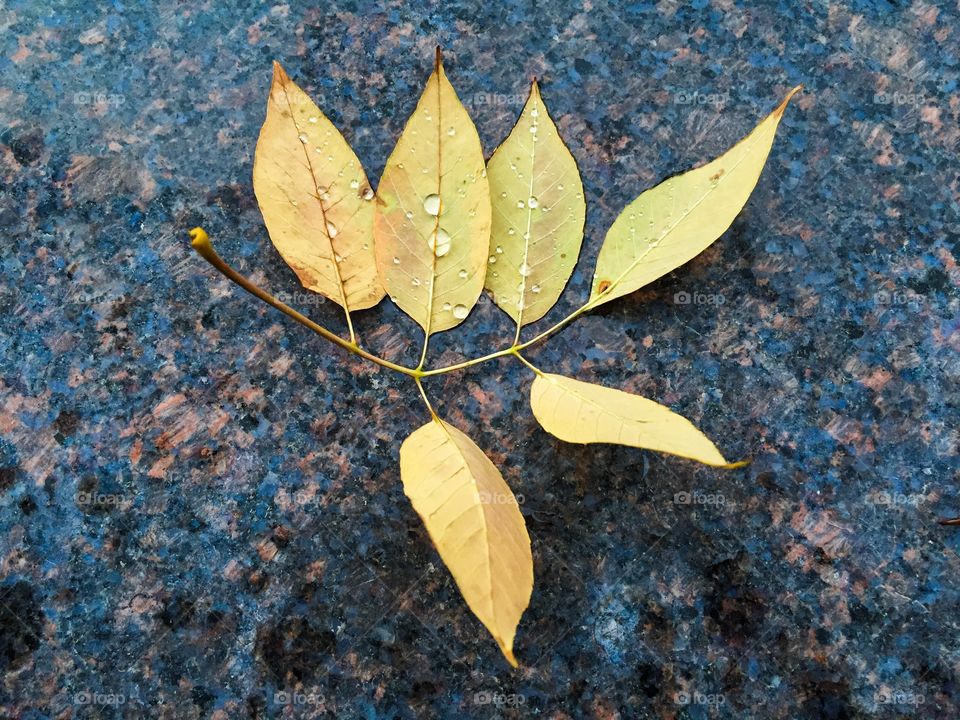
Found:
452,304 -> 468,319
496,245 -> 503,254
326,220 -> 338,237
532,284 -> 541,293
350,179 -> 360,189
519,262 -> 531,277
334,253 -> 344,263
458,269 -> 468,279
423,194 -> 441,216
405,210 -> 414,220
397,162 -> 405,169
447,127 -> 456,136
500,191 -> 508,199
289,199 -> 298,206
530,107 -> 540,118
507,228 -> 516,236
298,133 -> 309,143
557,184 -> 565,190
308,116 -> 318,124
516,200 -> 525,209
528,196 -> 539,209
428,228 -> 452,257
362,187 -> 374,201
488,255 -> 497,264
442,302 -> 452,311
516,298 -> 525,310
393,256 -> 401,264
528,125 -> 537,134
411,278 -> 421,287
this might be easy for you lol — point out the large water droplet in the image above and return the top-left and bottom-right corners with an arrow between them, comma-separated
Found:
423,194 -> 441,216
393,256 -> 401,264
428,228 -> 452,257
326,220 -> 338,238
519,262 -> 532,277
488,255 -> 497,264
528,196 -> 539,209
452,304 -> 469,319
362,187 -> 375,201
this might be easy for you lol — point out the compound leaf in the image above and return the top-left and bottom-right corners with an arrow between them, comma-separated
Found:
253,61 -> 384,310
529,373 -> 745,467
400,418 -> 532,666
485,80 -> 585,327
374,51 -> 491,334
589,86 -> 801,308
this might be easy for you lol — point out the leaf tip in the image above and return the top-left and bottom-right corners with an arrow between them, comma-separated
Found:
723,458 -> 751,470
498,641 -> 519,668
434,45 -> 443,71
776,85 -> 803,115
271,60 -> 288,84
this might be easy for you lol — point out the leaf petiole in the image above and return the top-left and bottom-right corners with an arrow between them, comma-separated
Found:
189,228 -> 420,377
190,228 -> 596,379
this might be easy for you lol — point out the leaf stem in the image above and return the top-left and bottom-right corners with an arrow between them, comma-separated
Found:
414,377 -> 439,420
189,228 -> 599,380
419,300 -> 594,377
189,228 -> 418,377
510,349 -> 544,376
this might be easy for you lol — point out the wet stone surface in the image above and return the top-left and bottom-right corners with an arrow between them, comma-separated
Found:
1,0 -> 959,718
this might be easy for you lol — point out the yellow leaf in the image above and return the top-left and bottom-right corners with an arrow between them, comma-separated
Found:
400,418 -> 532,666
530,373 -> 746,467
253,62 -> 384,310
485,81 -> 585,327
374,52 -> 491,334
590,86 -> 801,307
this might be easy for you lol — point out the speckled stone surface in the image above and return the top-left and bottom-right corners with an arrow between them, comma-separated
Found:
1,0 -> 959,718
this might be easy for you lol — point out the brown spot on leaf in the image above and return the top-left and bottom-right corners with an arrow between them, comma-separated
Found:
598,280 -> 612,293
710,168 -> 725,182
